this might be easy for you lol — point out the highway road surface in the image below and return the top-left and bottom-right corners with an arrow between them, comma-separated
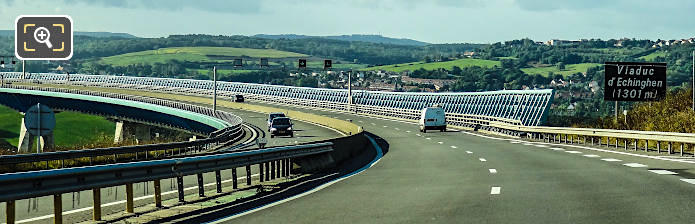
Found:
223,105 -> 695,224
0,105 -> 342,223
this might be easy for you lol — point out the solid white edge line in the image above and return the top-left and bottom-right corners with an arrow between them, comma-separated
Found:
489,169 -> 497,174
14,174 -> 261,223
240,123 -> 259,145
479,158 -> 487,162
204,134 -> 385,223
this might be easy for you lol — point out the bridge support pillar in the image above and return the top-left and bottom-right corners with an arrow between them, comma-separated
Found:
18,117 -> 54,153
114,121 -> 152,144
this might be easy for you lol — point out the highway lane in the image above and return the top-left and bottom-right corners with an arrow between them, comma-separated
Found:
228,105 -> 695,224
0,105 -> 342,223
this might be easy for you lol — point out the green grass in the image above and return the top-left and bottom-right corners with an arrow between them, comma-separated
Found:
100,47 -> 308,66
521,63 -> 602,77
0,105 -> 115,148
639,51 -> 667,61
362,58 -> 501,73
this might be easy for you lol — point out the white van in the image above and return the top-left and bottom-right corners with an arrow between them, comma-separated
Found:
419,106 -> 447,132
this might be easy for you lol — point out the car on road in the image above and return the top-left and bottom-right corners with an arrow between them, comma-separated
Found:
419,105 -> 446,133
234,94 -> 244,102
269,117 -> 293,138
267,112 -> 286,129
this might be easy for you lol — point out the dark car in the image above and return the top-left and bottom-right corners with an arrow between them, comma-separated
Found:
235,95 -> 244,102
269,117 -> 293,138
267,112 -> 286,129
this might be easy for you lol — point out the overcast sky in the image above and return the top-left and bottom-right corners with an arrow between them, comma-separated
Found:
1,0 -> 694,44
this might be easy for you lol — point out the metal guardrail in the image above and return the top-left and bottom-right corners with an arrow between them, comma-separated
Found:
485,121 -> 695,156
0,142 -> 333,223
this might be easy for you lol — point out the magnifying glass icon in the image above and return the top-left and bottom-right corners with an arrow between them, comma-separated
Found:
33,27 -> 52,48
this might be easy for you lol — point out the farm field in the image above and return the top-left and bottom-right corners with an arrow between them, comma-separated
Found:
100,47 -> 308,66
521,63 -> 601,77
362,58 -> 501,73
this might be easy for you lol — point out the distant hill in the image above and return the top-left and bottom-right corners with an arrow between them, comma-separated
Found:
0,30 -> 137,38
254,34 -> 430,46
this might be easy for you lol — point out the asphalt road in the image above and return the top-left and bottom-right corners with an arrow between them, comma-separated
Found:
0,105 -> 342,223
226,105 -> 695,224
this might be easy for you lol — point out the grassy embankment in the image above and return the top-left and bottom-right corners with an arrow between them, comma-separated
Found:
0,105 -> 115,152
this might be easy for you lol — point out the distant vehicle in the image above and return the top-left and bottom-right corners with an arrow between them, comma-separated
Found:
419,105 -> 446,133
267,112 -> 286,128
235,94 -> 244,102
269,117 -> 293,138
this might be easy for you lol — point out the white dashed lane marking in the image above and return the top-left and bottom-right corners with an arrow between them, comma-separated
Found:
583,154 -> 601,158
681,179 -> 695,184
426,138 -> 431,140
490,187 -> 501,195
438,142 -> 443,144
534,145 -> 549,148
450,146 -> 457,149
601,158 -> 622,162
406,131 -> 411,133
358,120 -> 364,123
566,151 -> 582,154
395,128 -> 400,130
648,170 -> 677,175
466,151 -> 473,154
383,126 -> 388,128
479,158 -> 487,162
623,163 -> 648,168
489,169 -> 497,174
416,134 -> 421,137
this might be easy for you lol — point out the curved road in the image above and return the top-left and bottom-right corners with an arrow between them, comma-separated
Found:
228,105 -> 695,224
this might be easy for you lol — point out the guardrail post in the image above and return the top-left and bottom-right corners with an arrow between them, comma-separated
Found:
615,138 -> 618,149
657,141 -> 661,153
668,142 -> 672,154
634,139 -> 637,151
645,140 -> 649,152
177,176 -> 185,202
54,194 -> 62,224
232,168 -> 238,189
197,173 -> 205,197
276,160 -> 281,178
126,183 -> 134,213
259,163 -> 264,182
92,188 -> 101,221
287,158 -> 291,177
624,140 -> 628,151
215,171 -> 222,193
6,200 -> 15,224
570,135 -> 573,144
270,160 -> 275,180
154,179 -> 162,208
265,162 -> 270,181
591,137 -> 594,145
681,144 -> 684,156
246,165 -> 252,185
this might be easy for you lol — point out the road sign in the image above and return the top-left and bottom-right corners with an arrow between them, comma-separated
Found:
260,58 -> 269,67
324,60 -> 332,69
233,59 -> 243,67
24,103 -> 56,136
15,15 -> 73,60
298,59 -> 307,68
604,62 -> 666,101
